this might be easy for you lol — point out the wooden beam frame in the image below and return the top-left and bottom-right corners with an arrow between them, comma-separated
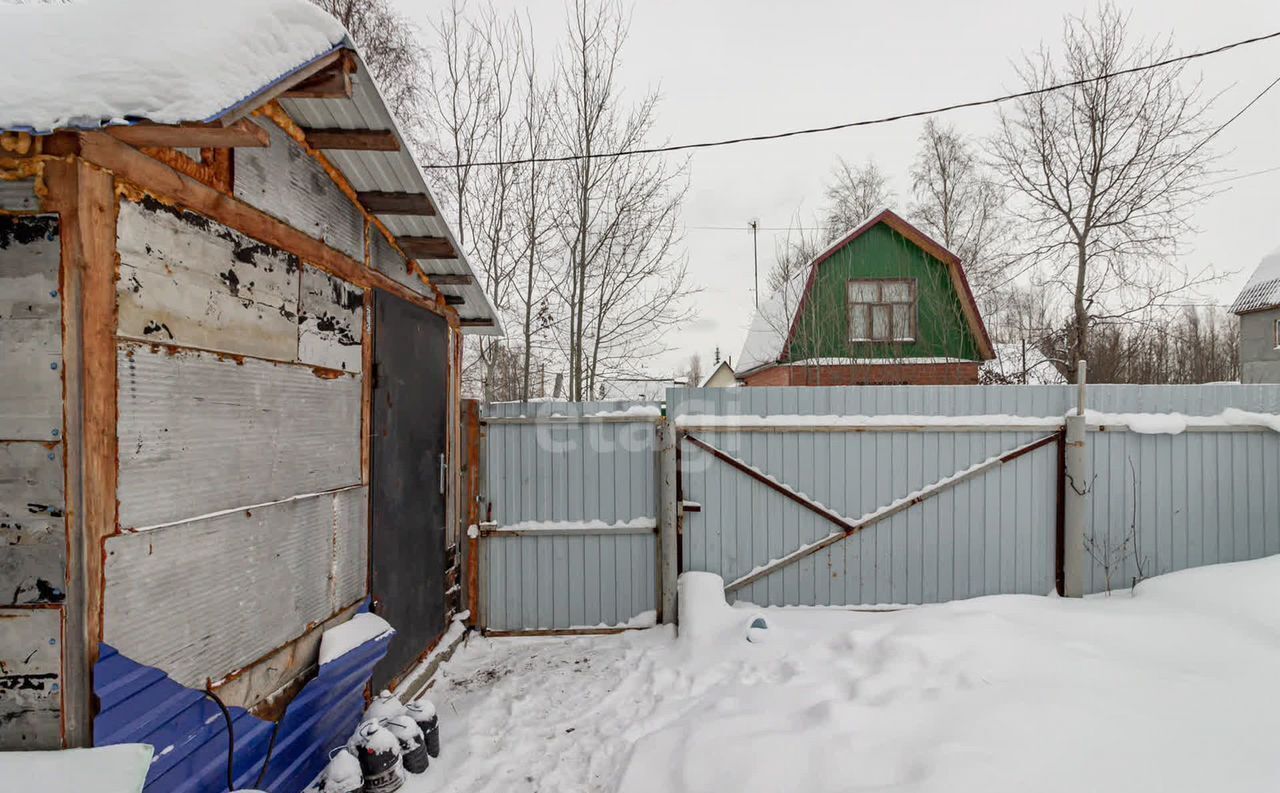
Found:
442,294 -> 465,306
303,128 -> 400,152
426,273 -> 474,286
76,131 -> 446,319
459,318 -> 496,329
282,52 -> 355,100
105,118 -> 269,149
396,235 -> 457,260
42,158 -> 119,746
357,191 -> 436,216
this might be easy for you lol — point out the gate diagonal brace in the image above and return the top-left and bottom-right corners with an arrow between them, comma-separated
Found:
681,431 -> 1060,593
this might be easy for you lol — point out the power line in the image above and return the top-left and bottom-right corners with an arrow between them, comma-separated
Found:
422,29 -> 1280,170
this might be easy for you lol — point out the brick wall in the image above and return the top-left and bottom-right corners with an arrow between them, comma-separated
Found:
739,361 -> 981,386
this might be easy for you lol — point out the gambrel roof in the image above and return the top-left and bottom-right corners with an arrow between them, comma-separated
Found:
0,0 -> 501,334
737,208 -> 994,374
1231,246 -> 1280,315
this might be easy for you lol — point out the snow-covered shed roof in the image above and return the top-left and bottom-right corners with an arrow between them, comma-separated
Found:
737,208 -> 994,374
980,342 -> 1066,385
0,0 -> 501,334
1230,246 -> 1280,316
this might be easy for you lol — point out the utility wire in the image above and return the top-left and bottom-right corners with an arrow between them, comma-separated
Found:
422,29 -> 1280,170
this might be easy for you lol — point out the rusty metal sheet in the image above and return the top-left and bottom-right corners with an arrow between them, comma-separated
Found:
0,441 -> 65,605
103,486 -> 367,689
0,607 -> 62,748
298,264 -> 363,373
233,119 -> 364,261
116,198 -> 301,362
0,214 -> 61,441
116,342 -> 361,529
0,180 -> 39,212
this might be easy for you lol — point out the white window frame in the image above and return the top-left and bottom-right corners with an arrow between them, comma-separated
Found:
847,278 -> 917,343
1274,317 -> 1280,349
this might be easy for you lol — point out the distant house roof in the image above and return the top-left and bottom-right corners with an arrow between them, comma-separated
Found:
697,359 -> 736,387
1231,246 -> 1280,315
736,208 -> 994,374
0,0 -> 502,334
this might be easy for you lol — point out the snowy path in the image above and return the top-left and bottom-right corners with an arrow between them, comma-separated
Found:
405,556 -> 1280,793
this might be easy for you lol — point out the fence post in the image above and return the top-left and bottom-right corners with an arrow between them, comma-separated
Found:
1062,361 -> 1089,598
657,419 -> 679,624
462,400 -> 483,628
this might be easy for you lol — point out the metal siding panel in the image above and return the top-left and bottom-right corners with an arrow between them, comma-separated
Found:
298,265 -> 363,372
115,199 -> 300,361
331,487 -> 370,610
94,620 -> 390,793
0,607 -> 61,748
0,441 -> 65,605
0,214 -> 61,441
370,229 -> 430,299
117,343 -> 361,528
233,119 -> 364,260
0,180 -> 39,211
103,488 -> 360,688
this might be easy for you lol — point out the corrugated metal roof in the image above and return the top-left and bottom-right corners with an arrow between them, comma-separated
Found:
1231,247 -> 1280,315
95,607 -> 392,793
281,66 -> 502,335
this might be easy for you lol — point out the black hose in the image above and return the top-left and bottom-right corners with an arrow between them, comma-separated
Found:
252,702 -> 288,788
201,689 -> 236,792
202,688 -> 288,792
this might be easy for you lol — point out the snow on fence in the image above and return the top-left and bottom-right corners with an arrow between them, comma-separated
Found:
668,384 -> 1280,606
478,401 -> 661,632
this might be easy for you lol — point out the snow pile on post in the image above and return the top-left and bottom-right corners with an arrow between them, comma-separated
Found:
676,572 -> 767,646
0,0 -> 347,133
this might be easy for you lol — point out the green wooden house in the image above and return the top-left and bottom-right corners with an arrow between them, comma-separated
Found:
736,208 -> 994,386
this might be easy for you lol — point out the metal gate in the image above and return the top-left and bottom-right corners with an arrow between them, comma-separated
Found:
475,401 -> 661,633
676,421 -> 1062,607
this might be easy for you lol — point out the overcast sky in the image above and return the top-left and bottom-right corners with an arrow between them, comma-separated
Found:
396,0 -> 1280,378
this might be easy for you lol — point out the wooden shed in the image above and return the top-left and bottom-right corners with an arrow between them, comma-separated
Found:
0,2 -> 499,788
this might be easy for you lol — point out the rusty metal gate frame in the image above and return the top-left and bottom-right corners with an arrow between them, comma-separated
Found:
678,428 -> 1064,594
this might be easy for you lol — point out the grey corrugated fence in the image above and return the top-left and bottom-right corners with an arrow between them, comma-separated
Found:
479,385 -> 1280,629
478,401 -> 660,632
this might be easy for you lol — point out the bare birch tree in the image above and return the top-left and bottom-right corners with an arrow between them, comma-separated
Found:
910,119 -> 1011,309
822,158 -> 893,240
553,0 -> 693,400
990,2 -> 1220,379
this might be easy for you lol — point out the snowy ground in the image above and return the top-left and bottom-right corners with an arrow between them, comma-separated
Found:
405,556 -> 1280,793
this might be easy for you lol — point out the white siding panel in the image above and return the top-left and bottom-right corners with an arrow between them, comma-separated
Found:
117,343 -> 361,529
298,265 -> 363,372
0,214 -> 61,441
0,607 -> 61,748
0,441 -> 65,605
103,487 -> 366,688
116,199 -> 300,361
0,180 -> 39,212
233,120 -> 364,261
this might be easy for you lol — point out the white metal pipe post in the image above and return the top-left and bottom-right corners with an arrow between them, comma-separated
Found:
1063,360 -> 1089,597
657,420 -> 679,624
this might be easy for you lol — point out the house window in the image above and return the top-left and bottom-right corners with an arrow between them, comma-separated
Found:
1274,318 -> 1280,349
848,279 -> 916,342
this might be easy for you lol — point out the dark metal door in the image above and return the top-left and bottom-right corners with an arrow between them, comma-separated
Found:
370,291 -> 449,689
